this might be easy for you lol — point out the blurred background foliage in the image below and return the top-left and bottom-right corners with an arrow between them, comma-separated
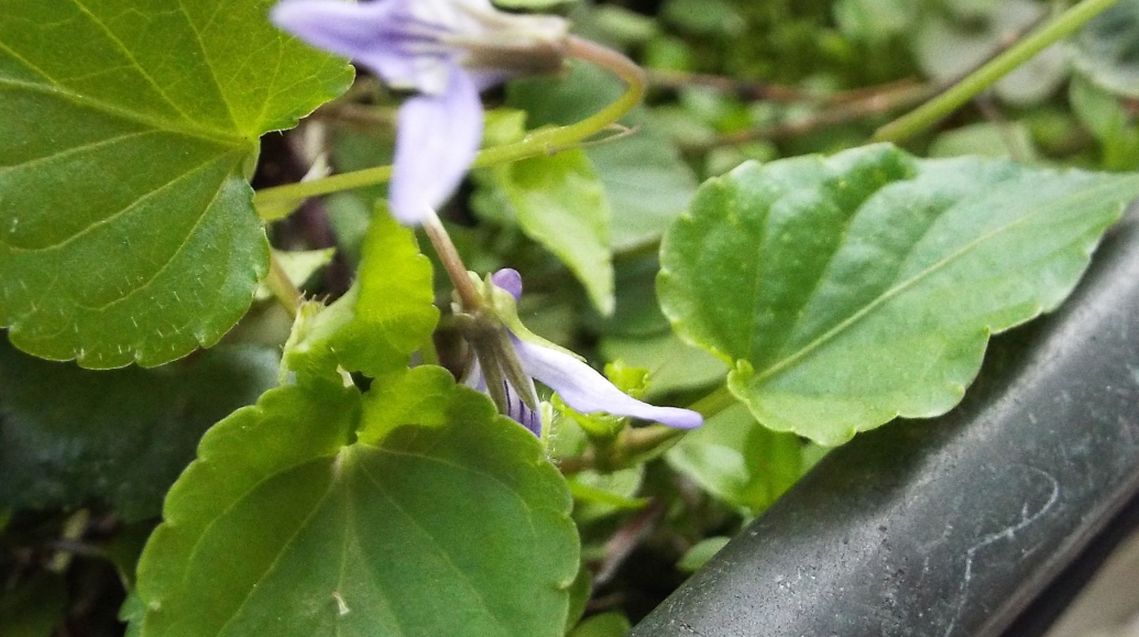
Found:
3,0 -> 1139,634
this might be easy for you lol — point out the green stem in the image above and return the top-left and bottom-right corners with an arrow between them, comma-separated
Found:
253,35 -> 646,218
265,252 -> 302,318
422,208 -> 483,311
874,0 -> 1119,143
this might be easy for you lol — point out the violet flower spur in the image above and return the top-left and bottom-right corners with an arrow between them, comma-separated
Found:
461,269 -> 703,436
270,0 -> 569,226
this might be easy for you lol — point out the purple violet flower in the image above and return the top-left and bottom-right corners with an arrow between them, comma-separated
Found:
271,0 -> 568,225
463,269 -> 703,436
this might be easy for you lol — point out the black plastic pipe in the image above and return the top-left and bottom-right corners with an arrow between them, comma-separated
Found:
632,206 -> 1139,637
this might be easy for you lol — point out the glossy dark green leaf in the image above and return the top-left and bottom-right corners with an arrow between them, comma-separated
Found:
0,340 -> 278,521
134,367 -> 578,637
659,144 -> 1139,445
1074,0 -> 1139,98
0,0 -> 352,367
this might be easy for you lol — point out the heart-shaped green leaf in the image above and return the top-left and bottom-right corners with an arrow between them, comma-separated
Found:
659,144 -> 1139,445
0,0 -> 352,368
134,367 -> 578,636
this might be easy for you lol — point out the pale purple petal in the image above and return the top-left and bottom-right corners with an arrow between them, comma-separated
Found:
271,0 -> 454,93
491,268 -> 523,300
514,339 -> 703,429
389,65 -> 482,224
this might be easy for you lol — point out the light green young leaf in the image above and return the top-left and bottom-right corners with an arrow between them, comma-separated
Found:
563,566 -> 592,636
506,63 -> 698,252
284,207 -> 437,380
676,536 -> 730,573
833,0 -> 917,44
1073,0 -> 1139,98
135,367 -> 579,637
0,340 -> 278,521
0,0 -> 353,368
659,144 -> 1139,445
928,122 -> 1039,161
570,467 -> 647,522
1070,77 -> 1139,172
474,149 -> 615,315
568,612 -> 631,637
666,403 -> 800,513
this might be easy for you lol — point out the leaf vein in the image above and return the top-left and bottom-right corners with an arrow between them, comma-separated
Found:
4,151 -> 232,255
211,472 -> 341,637
356,460 -> 514,635
174,0 -> 240,132
753,179 -> 1127,383
76,154 -> 247,314
0,76 -> 238,146
67,0 -> 201,126
0,130 -> 156,177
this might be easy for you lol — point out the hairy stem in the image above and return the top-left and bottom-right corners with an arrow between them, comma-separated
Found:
265,252 -> 302,318
422,208 -> 483,311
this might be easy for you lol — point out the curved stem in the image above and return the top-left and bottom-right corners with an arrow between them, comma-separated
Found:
422,207 -> 482,311
874,0 -> 1120,143
265,252 -> 302,318
253,36 -> 647,218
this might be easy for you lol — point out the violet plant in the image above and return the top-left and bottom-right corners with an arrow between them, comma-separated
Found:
271,0 -> 570,226
1,0 -> 1138,634
272,0 -> 701,436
